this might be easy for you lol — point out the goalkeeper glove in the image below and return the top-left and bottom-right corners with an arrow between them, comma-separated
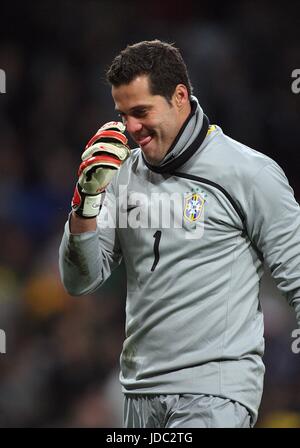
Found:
72,121 -> 130,218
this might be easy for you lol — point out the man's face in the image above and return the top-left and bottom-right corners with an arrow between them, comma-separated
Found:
112,75 -> 190,165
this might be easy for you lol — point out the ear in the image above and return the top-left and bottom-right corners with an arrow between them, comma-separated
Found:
173,84 -> 189,109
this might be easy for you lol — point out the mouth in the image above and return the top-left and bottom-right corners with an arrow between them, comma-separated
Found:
136,133 -> 155,148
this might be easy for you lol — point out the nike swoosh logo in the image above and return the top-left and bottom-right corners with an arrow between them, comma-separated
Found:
127,205 -> 139,212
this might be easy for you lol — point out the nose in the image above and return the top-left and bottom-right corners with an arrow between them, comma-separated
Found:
125,116 -> 143,135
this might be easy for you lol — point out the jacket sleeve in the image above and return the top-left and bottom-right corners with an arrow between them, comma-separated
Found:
245,161 -> 300,327
58,186 -> 122,296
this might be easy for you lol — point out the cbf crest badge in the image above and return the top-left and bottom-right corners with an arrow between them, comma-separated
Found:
184,192 -> 204,222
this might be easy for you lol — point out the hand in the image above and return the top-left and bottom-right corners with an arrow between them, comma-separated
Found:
71,121 -> 130,218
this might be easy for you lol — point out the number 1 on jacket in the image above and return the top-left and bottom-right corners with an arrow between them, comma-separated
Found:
151,230 -> 162,272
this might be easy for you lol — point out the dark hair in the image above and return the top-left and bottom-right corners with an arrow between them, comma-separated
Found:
106,40 -> 193,102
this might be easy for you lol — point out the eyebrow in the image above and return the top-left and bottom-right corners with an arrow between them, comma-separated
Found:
115,105 -> 151,114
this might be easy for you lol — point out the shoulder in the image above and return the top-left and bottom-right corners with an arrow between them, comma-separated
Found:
199,126 -> 280,188
185,125 -> 291,215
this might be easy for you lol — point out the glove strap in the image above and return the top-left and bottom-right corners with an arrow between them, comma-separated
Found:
71,183 -> 104,218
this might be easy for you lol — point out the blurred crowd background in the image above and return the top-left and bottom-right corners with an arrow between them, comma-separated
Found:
0,0 -> 299,427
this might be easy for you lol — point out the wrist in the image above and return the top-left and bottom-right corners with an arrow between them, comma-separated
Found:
71,183 -> 104,218
69,211 -> 97,234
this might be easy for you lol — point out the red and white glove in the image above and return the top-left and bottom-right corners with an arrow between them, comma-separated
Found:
71,121 -> 130,218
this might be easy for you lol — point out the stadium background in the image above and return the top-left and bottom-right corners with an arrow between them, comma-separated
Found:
0,0 -> 299,427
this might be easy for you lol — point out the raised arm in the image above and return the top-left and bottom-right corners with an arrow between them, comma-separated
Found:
59,122 -> 130,295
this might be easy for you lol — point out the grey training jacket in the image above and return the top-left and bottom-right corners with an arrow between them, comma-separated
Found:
59,97 -> 300,425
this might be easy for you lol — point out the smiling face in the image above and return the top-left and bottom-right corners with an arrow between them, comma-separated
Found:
112,75 -> 191,165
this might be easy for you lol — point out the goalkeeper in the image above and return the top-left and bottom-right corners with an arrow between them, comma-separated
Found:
59,40 -> 300,428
